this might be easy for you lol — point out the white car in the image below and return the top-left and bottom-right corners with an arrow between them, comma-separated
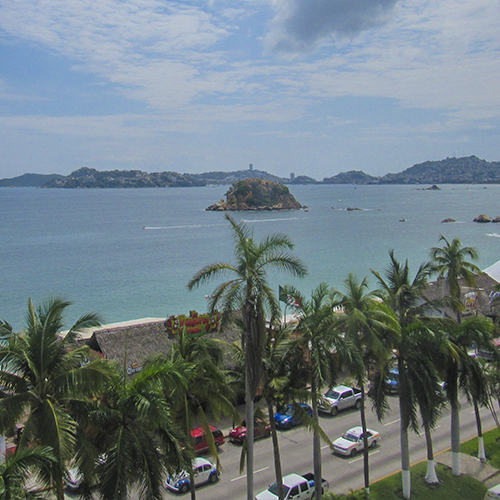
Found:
166,457 -> 220,494
332,426 -> 380,456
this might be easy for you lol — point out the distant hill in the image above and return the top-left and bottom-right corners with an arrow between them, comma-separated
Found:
2,156 -> 500,188
0,173 -> 64,187
40,167 -> 291,188
380,156 -> 500,184
323,170 -> 379,184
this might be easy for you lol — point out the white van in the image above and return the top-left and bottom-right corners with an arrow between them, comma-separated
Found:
485,483 -> 500,499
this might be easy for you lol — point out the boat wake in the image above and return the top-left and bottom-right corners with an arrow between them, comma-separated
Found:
241,217 -> 302,223
486,233 -> 500,238
142,223 -> 225,230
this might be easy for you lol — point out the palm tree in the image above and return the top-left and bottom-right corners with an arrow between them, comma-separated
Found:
0,297 -> 111,500
292,283 -> 338,500
441,315 -> 496,472
430,235 -> 480,322
165,327 -> 238,500
0,445 -> 57,500
73,358 -> 188,500
188,214 -> 307,500
371,251 -> 442,499
330,273 -> 396,495
228,323 -> 298,500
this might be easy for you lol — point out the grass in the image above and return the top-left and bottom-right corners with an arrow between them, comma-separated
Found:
324,440 -> 496,500
323,462 -> 486,499
461,426 -> 500,469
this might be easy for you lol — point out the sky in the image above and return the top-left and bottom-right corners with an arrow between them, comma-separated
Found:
1,0 -> 500,181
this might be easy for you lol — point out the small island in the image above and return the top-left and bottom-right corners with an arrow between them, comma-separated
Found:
206,178 -> 302,211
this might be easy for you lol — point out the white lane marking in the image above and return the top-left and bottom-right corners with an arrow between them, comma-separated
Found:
231,467 -> 269,482
348,450 -> 380,464
384,419 -> 401,426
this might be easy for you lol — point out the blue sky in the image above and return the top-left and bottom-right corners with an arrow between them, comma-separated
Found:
1,0 -> 499,180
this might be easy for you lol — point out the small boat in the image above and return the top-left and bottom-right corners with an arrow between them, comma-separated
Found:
399,218 -> 406,222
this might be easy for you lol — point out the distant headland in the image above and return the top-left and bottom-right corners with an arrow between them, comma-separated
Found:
1,155 -> 500,188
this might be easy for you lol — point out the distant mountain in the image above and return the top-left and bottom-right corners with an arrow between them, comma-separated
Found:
0,173 -> 64,187
323,170 -> 379,184
379,156 -> 500,184
40,167 -> 291,188
2,156 -> 500,188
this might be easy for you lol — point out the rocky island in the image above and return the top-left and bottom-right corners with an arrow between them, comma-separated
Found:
206,178 -> 302,211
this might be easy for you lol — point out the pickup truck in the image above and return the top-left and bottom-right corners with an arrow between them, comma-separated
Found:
318,385 -> 362,415
255,472 -> 329,500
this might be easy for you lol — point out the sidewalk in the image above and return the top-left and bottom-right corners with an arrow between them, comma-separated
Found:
436,451 -> 500,488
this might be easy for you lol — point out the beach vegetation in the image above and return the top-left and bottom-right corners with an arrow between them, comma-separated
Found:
330,273 -> 397,495
72,357 -> 188,500
370,251 -> 445,499
0,297 -> 110,500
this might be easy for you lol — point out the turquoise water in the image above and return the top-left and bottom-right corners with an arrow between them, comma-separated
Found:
1,184 -> 500,330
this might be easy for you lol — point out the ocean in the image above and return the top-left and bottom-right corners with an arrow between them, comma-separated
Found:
2,184 -> 500,331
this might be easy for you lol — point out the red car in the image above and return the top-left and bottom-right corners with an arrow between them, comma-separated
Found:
191,425 -> 225,453
229,419 -> 271,444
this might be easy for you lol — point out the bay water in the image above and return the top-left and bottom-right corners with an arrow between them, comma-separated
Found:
2,184 -> 500,331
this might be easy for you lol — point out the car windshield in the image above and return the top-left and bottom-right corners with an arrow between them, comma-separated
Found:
388,371 -> 399,382
343,432 -> 359,442
325,389 -> 340,399
283,406 -> 294,416
268,482 -> 290,496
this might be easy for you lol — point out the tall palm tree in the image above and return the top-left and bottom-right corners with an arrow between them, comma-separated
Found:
0,446 -> 57,500
0,297 -> 111,500
188,214 -> 307,500
73,358 -> 188,500
330,273 -> 396,495
228,323 -> 299,500
289,283 -> 338,500
430,235 -> 480,322
441,315 -> 496,472
371,251 -> 441,499
165,327 -> 238,500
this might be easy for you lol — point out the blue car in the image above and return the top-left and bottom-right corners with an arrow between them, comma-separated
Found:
274,402 -> 313,429
385,368 -> 400,393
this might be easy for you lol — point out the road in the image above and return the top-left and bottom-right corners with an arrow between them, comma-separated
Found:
64,395 -> 498,500
178,395 -> 498,500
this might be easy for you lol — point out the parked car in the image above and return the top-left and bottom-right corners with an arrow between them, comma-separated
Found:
318,385 -> 362,415
229,418 -> 271,444
485,482 -> 500,499
332,426 -> 380,456
191,425 -> 225,453
385,368 -> 400,393
166,457 -> 220,494
274,403 -> 313,430
255,472 -> 329,500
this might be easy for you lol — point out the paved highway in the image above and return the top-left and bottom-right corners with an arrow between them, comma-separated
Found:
179,395 -> 498,500
64,395 -> 498,499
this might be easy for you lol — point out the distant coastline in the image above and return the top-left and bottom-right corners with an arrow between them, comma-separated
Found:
1,155 -> 500,188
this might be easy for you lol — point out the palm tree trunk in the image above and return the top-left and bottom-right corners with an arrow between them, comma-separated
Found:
359,382 -> 370,495
451,398 -> 461,475
474,398 -> 486,461
424,423 -> 438,483
399,399 -> 411,499
311,377 -> 322,500
400,423 -> 411,499
245,364 -> 254,500
267,400 -> 285,500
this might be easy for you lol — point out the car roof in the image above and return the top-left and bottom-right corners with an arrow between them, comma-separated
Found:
332,385 -> 352,392
283,473 -> 306,487
345,426 -> 377,437
191,425 -> 218,437
193,457 -> 213,468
